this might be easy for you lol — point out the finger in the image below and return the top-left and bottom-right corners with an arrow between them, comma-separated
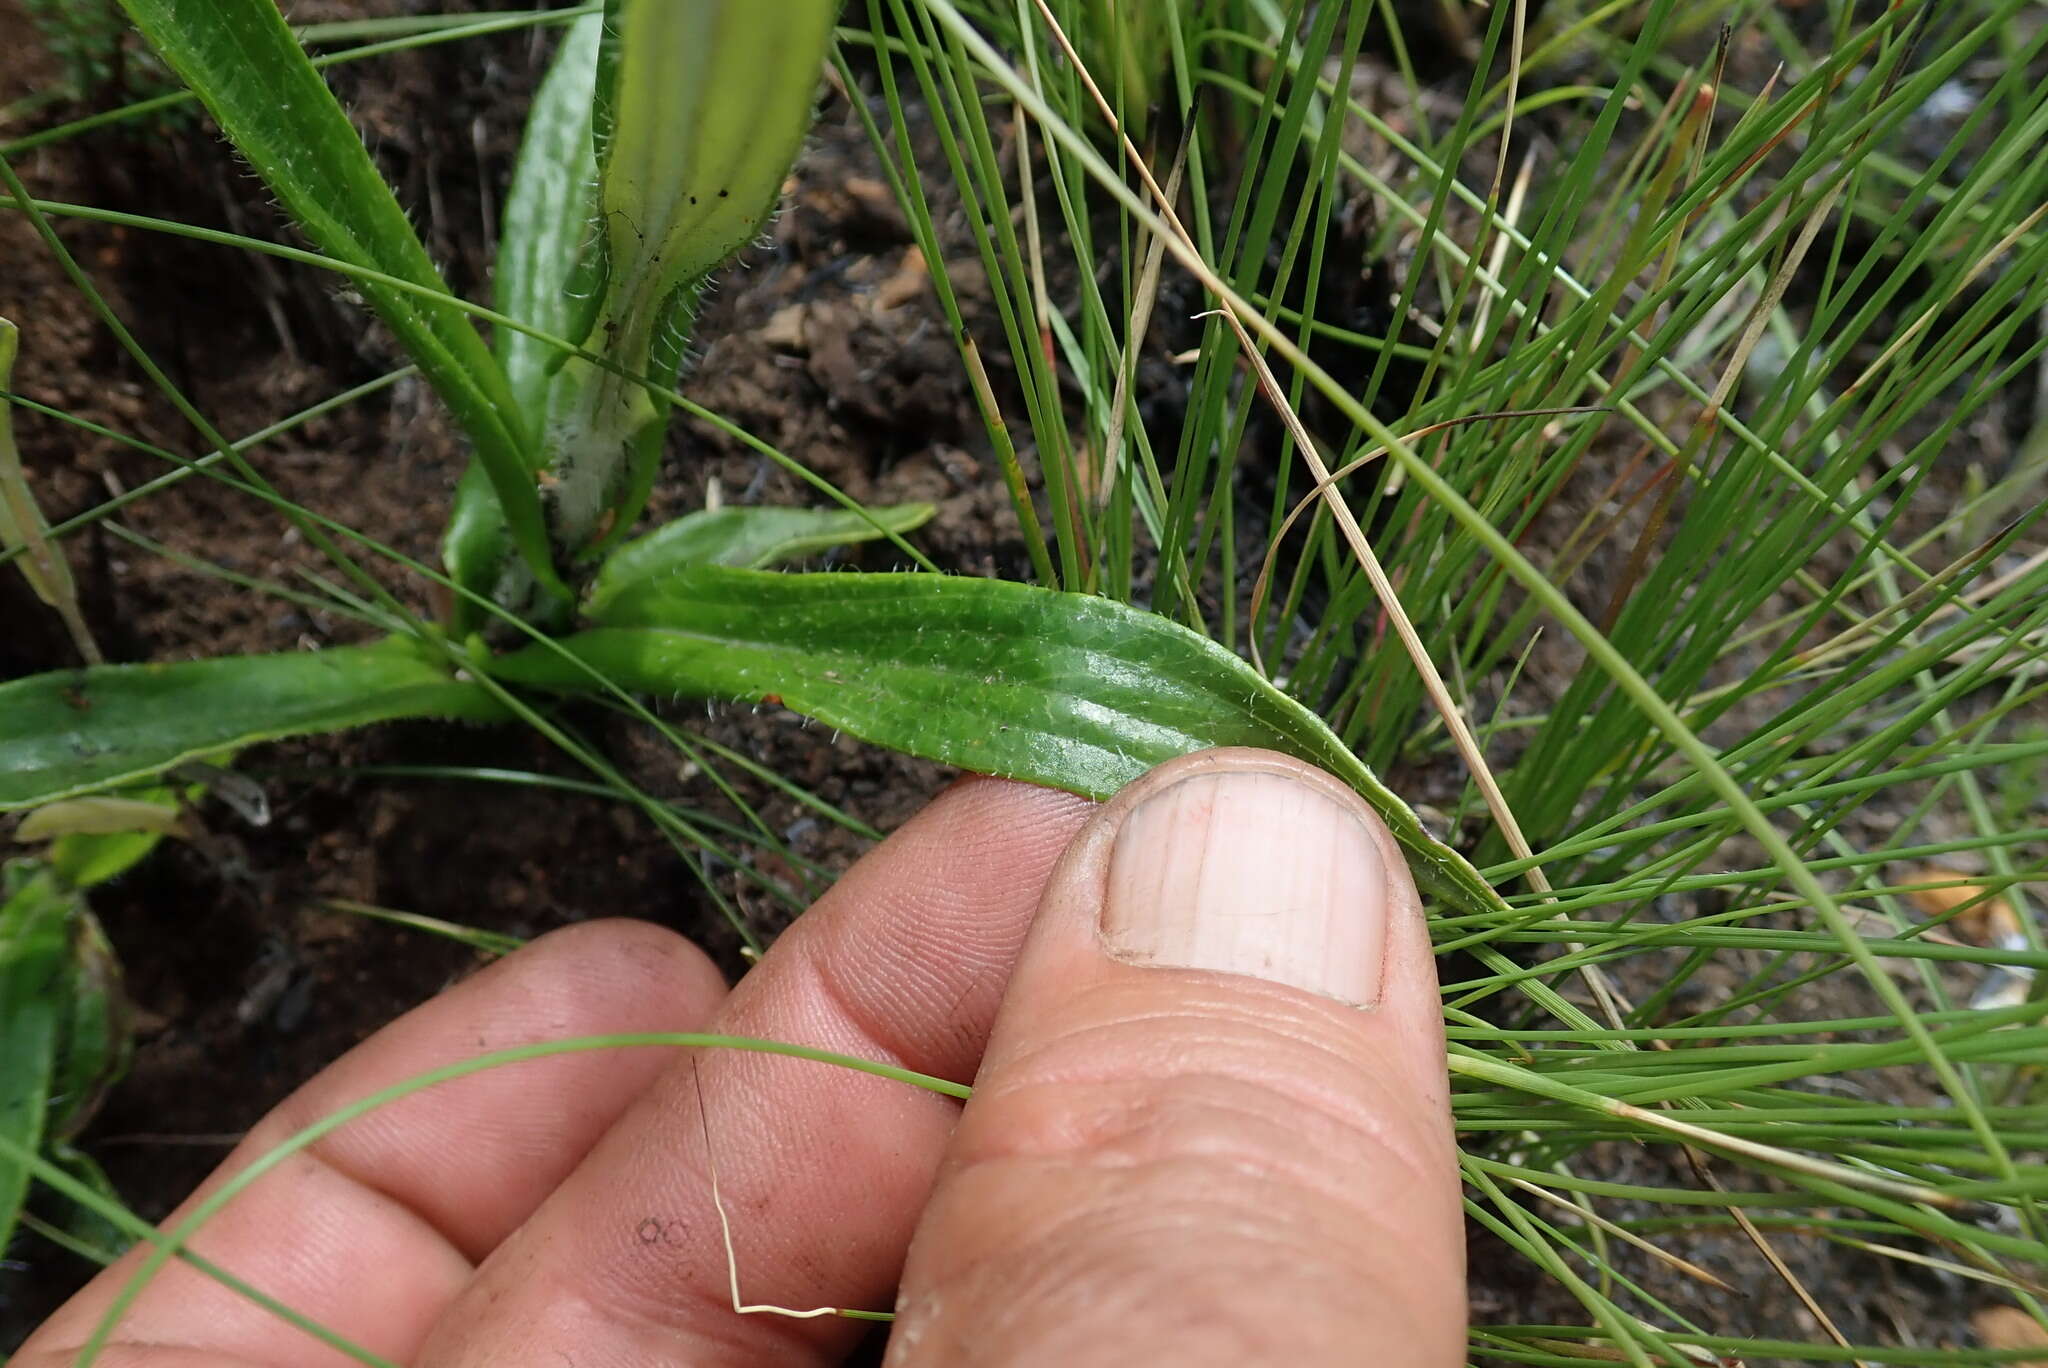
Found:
890,748 -> 1465,1367
416,776 -> 1095,1367
16,919 -> 729,1368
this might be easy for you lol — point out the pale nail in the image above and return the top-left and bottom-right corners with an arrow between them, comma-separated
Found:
1100,766 -> 1389,1008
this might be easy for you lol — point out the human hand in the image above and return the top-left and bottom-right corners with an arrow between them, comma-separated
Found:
17,748 -> 1464,1366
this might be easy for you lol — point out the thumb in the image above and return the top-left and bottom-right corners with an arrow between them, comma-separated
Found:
888,748 -> 1464,1367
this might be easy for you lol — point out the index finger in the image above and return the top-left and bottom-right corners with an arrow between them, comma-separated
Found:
412,776 -> 1094,1366
15,919 -> 730,1368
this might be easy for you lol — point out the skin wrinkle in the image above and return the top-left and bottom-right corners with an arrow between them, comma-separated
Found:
798,907 -> 1010,1086
800,784 -> 1091,1076
824,927 -> 960,1041
912,1175 -> 1456,1365
980,992 -> 1440,1143
790,940 -> 939,1081
274,1118 -> 482,1270
280,1151 -> 477,1286
489,1186 -> 825,1368
21,1350 -> 280,1368
951,1071 -> 1444,1214
538,1228 -> 828,1366
902,1204 -> 1404,1366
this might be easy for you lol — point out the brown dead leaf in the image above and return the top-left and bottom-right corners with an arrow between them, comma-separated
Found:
1905,865 -> 2022,945
1525,1340 -> 1734,1366
758,303 -> 812,352
1975,1305 -> 2048,1367
1841,903 -> 1966,948
873,245 -> 930,312
841,175 -> 901,225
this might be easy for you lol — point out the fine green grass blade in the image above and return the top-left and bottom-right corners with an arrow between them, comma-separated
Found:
112,0 -> 566,611
0,638 -> 506,810
586,502 -> 937,612
492,566 -> 1501,915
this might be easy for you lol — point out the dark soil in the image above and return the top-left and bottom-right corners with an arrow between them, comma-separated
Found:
0,0 -> 998,1338
0,1 -> 2022,1360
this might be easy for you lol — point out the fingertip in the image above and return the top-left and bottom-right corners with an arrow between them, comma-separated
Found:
488,916 -> 731,1015
891,747 -> 1464,1366
786,775 -> 1096,1077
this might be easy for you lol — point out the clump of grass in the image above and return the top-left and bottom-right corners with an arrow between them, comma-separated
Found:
16,0 -> 163,110
871,0 -> 2048,1358
1,0 -> 2044,1362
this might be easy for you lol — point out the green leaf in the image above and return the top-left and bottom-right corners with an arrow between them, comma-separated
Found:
588,502 -> 937,612
449,10 -> 604,629
0,861 -> 69,1258
15,795 -> 188,845
494,11 -> 604,430
535,0 -> 837,558
49,822 -> 171,891
49,903 -> 127,1147
115,0 -> 567,612
0,638 -> 506,811
591,0 -> 626,169
0,858 -> 132,1260
578,278 -> 700,564
18,784 -> 193,888
47,1141 -> 131,1260
493,568 -> 1501,915
600,0 -> 837,302
0,317 -> 100,664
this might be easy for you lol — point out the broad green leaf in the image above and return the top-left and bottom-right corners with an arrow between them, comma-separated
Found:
587,502 -> 937,612
574,278 -> 700,568
537,0 -> 836,557
115,0 -> 567,613
440,463 -> 524,637
0,318 -> 100,664
0,861 -> 69,1258
39,786 -> 189,890
17,783 -> 197,889
50,828 -> 165,891
449,10 -> 602,631
50,903 -> 128,1147
0,858 -> 132,1259
600,0 -> 836,303
494,568 -> 1502,915
0,638 -> 505,811
495,12 -> 604,430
